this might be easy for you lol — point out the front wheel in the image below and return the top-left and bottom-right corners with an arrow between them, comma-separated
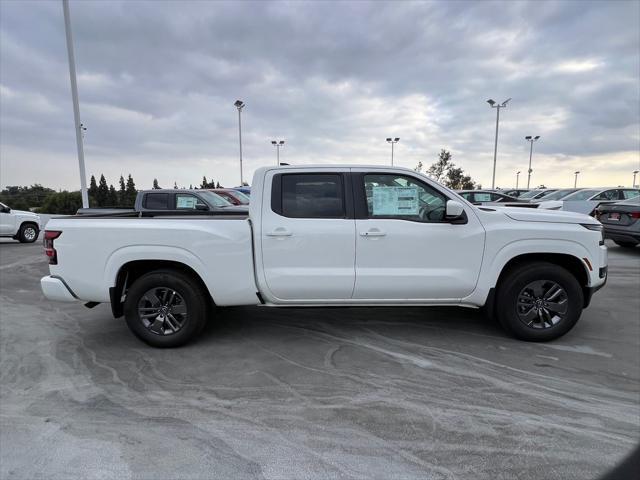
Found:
123,270 -> 209,347
18,223 -> 39,243
496,262 -> 584,342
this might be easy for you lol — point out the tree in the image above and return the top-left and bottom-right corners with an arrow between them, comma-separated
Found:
189,184 -> 193,189
444,167 -> 477,190
216,181 -> 221,188
201,176 -> 208,189
123,174 -> 137,207
427,149 -> 453,183
414,161 -> 423,173
40,191 -> 83,214
425,149 -> 479,189
107,185 -> 118,206
118,175 -> 126,206
97,174 -> 109,206
152,179 -> 160,189
88,175 -> 98,205
174,181 -> 178,189
0,184 -> 55,210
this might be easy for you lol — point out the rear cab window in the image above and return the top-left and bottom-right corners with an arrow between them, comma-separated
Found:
272,173 -> 346,218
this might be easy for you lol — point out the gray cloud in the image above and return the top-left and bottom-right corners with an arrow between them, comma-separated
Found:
1,0 -> 639,190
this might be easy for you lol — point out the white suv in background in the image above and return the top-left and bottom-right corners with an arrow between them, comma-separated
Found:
0,202 -> 42,243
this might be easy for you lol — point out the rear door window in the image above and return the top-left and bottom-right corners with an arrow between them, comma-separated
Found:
144,193 -> 169,210
279,174 -> 345,218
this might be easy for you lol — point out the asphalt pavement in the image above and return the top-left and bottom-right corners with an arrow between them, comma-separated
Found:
0,238 -> 638,479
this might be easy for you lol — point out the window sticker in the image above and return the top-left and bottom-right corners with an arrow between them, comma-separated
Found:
372,186 -> 419,215
176,196 -> 197,209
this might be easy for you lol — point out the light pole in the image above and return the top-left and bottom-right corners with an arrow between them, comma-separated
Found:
525,135 -> 540,189
234,100 -> 245,185
62,0 -> 88,208
516,171 -> 521,189
633,170 -> 639,188
574,171 -> 580,188
386,137 -> 400,165
271,140 -> 285,165
487,98 -> 511,189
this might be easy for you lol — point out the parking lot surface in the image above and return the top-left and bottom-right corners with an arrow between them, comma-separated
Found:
1,238 -> 638,479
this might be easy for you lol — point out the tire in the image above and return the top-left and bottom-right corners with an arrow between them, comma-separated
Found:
18,223 -> 39,243
123,269 -> 209,347
495,262 -> 584,342
614,241 -> 638,249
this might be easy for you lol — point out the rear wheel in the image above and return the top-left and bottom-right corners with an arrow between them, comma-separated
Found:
18,223 -> 39,243
614,240 -> 638,249
123,270 -> 208,347
496,262 -> 583,341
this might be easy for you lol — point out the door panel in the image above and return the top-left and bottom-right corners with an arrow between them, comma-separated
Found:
353,172 -> 485,300
260,171 -> 356,301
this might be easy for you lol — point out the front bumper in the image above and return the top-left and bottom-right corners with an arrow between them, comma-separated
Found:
41,275 -> 77,302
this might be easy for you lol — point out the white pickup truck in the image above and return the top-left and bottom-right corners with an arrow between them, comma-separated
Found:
41,165 -> 608,347
0,202 -> 41,243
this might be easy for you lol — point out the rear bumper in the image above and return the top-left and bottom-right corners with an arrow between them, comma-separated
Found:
40,275 -> 77,302
603,225 -> 640,244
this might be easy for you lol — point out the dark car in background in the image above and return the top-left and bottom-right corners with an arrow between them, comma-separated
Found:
233,186 -> 251,197
517,188 -> 558,201
596,197 -> 640,248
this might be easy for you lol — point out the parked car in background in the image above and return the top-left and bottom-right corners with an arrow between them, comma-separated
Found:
538,188 -> 640,215
0,202 -> 41,243
595,197 -> 640,248
233,186 -> 251,196
210,188 -> 250,205
77,189 -> 245,215
531,188 -> 583,202
501,189 -> 531,198
518,189 -> 558,201
456,190 -> 521,205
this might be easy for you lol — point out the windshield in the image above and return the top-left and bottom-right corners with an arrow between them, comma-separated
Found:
198,191 -> 233,207
562,189 -> 600,201
518,189 -> 542,199
537,189 -> 577,201
229,190 -> 250,203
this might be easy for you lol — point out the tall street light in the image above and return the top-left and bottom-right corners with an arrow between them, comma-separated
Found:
633,170 -> 639,188
386,137 -> 400,165
271,140 -> 285,165
62,0 -> 88,208
574,171 -> 580,188
234,100 -> 245,185
525,135 -> 540,188
516,171 -> 521,189
487,98 -> 511,189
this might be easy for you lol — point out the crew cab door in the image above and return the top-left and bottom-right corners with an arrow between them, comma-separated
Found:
259,169 -> 356,301
352,170 -> 485,301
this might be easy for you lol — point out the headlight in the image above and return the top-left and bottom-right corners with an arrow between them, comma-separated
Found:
581,223 -> 604,245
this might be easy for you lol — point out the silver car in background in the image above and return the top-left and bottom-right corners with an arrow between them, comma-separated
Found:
538,187 -> 640,215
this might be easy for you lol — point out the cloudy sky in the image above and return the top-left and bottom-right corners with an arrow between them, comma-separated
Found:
1,0 -> 639,191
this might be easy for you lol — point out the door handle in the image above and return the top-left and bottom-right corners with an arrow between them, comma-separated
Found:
266,227 -> 292,237
360,229 -> 386,237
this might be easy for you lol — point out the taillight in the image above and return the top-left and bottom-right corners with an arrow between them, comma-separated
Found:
629,211 -> 640,219
43,230 -> 62,265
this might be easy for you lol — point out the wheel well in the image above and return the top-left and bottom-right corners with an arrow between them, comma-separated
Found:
19,221 -> 39,230
495,253 -> 590,306
110,260 -> 213,318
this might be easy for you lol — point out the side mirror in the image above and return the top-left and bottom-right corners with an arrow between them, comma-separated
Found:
445,200 -> 465,219
195,204 -> 209,211
1,206 -> 10,213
